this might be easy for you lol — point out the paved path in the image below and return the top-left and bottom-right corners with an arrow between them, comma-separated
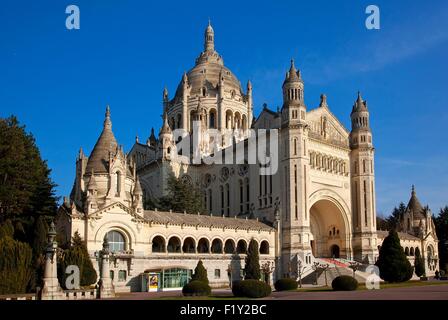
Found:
110,284 -> 448,300
265,284 -> 448,300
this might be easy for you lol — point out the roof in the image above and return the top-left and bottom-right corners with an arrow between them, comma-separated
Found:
406,186 -> 426,219
86,106 -> 118,174
377,230 -> 420,241
143,210 -> 275,232
173,24 -> 243,101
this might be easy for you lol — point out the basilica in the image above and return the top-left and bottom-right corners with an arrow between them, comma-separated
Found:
56,22 -> 439,292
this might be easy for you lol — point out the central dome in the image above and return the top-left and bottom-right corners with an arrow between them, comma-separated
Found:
174,23 -> 243,101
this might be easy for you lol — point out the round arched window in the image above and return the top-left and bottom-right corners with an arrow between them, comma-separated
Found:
107,231 -> 125,252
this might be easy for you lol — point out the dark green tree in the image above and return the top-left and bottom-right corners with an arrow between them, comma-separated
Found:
58,232 -> 98,288
0,116 -> 58,222
244,239 -> 261,280
386,202 -> 406,230
0,230 -> 33,294
435,206 -> 448,272
191,260 -> 209,284
375,229 -> 413,282
156,174 -> 205,214
414,247 -> 425,277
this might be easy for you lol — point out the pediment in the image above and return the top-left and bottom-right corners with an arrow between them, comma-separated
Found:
307,107 -> 349,146
87,201 -> 145,222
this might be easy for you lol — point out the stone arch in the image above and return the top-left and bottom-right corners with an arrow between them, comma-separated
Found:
309,189 -> 352,259
151,235 -> 166,253
197,237 -> 210,253
167,236 -> 181,253
182,237 -> 196,253
404,247 -> 409,256
95,221 -> 136,250
211,238 -> 223,254
236,239 -> 247,254
410,247 -> 415,256
224,238 -> 236,254
260,240 -> 269,255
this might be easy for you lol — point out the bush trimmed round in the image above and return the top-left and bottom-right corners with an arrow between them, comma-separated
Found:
331,275 -> 358,291
182,280 -> 211,296
232,280 -> 271,298
274,278 -> 298,291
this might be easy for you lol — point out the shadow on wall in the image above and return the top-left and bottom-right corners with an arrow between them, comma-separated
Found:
230,252 -> 242,283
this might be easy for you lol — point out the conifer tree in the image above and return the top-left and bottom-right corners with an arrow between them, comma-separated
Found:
156,174 -> 205,214
244,239 -> 261,280
414,247 -> 426,277
191,260 -> 209,284
375,230 -> 413,282
0,224 -> 33,294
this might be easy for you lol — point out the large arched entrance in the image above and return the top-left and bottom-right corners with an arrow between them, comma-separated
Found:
310,198 -> 349,259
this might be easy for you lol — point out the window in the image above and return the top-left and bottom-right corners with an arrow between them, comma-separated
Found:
107,231 -> 125,252
214,269 -> 221,279
115,172 -> 121,196
118,270 -> 127,282
110,270 -> 114,280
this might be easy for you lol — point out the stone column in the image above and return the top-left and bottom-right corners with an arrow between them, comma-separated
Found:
98,237 -> 115,299
40,222 -> 64,300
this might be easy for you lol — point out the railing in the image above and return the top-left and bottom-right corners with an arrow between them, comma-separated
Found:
0,293 -> 37,300
64,289 -> 96,300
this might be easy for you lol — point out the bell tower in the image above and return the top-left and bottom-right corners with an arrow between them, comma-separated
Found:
280,59 -> 312,274
349,92 -> 378,263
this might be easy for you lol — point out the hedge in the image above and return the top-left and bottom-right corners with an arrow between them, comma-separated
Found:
274,278 -> 298,291
182,280 -> 211,296
331,275 -> 358,291
232,280 -> 271,298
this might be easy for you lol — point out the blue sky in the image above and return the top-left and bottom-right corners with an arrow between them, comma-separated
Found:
0,0 -> 447,216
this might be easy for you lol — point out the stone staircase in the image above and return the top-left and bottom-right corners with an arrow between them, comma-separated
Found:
299,257 -> 369,286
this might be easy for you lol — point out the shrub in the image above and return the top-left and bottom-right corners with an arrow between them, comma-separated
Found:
274,278 -> 298,291
414,249 -> 426,277
331,275 -> 358,291
244,239 -> 261,280
58,232 -> 98,288
0,236 -> 34,294
375,230 -> 414,282
191,260 -> 209,284
232,279 -> 271,298
182,280 -> 211,296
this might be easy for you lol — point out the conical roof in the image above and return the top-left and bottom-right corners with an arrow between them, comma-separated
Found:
351,91 -> 368,114
86,106 -> 118,174
406,185 -> 426,219
283,59 -> 301,85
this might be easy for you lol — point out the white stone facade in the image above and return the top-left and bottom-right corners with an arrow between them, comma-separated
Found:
57,22 -> 439,292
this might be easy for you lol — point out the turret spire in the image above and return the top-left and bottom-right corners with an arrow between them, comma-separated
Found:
204,20 -> 215,52
104,105 -> 112,129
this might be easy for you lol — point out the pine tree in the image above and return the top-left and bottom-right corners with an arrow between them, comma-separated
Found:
58,232 -> 98,288
435,206 -> 448,272
386,202 -> 406,230
414,247 -> 425,277
375,229 -> 413,282
244,239 -> 261,280
0,232 -> 33,294
191,260 -> 209,284
156,174 -> 205,214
